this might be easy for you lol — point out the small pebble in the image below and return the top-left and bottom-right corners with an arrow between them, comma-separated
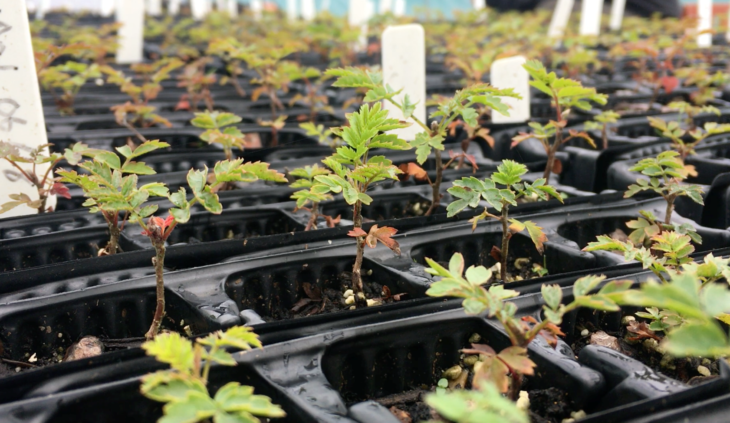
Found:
698,365 -> 711,377
463,355 -> 479,367
64,336 -> 104,362
514,258 -> 531,270
357,292 -> 366,300
469,333 -> 481,343
343,289 -> 354,298
57,333 -> 63,338
15,367 -> 20,373
366,299 -> 380,307
345,296 -> 355,305
580,329 -> 590,337
28,353 -> 37,363
702,358 -> 712,366
349,306 -> 356,310
643,338 -> 659,352
590,331 -> 621,351
660,353 -> 676,370
516,391 -> 530,410
443,365 -> 463,380
622,316 -> 636,324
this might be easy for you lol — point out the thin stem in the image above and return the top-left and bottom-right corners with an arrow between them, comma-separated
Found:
106,219 -> 121,255
122,120 -> 148,144
425,149 -> 443,216
145,241 -> 167,340
664,195 -> 675,225
508,371 -> 522,401
305,202 -> 319,231
351,199 -> 365,295
500,203 -> 510,283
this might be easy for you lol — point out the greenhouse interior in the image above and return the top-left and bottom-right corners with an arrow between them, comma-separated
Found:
4,0 -> 730,422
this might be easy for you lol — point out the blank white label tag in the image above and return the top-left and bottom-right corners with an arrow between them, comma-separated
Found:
147,0 -> 162,16
116,0 -> 144,64
472,0 -> 484,10
215,0 -> 226,11
227,0 -> 238,16
382,24 -> 426,141
380,0 -> 392,14
548,0 -> 574,38
191,0 -> 209,20
609,0 -> 626,31
250,0 -> 262,18
286,0 -> 297,20
168,0 -> 180,15
579,0 -> 603,36
393,0 -> 405,16
101,0 -> 115,16
0,3 -> 52,217
490,56 -> 530,124
349,0 -> 373,51
35,0 -> 51,19
301,0 -> 315,20
698,0 -> 713,48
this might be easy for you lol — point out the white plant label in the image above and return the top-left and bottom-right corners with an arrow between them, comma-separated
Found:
379,0 -> 392,14
579,0 -> 603,36
490,56 -> 530,124
609,0 -> 626,31
0,3 -> 52,217
286,0 -> 297,20
191,0 -> 209,20
227,0 -> 238,16
116,0 -> 144,64
548,0 -> 574,38
472,0 -> 484,10
101,0 -> 115,17
168,0 -> 180,15
382,24 -> 426,141
147,0 -> 162,16
301,0 -> 315,20
215,0 -> 226,11
35,0 -> 51,19
698,0 -> 713,48
349,0 -> 373,51
250,0 -> 262,19
393,0 -> 405,16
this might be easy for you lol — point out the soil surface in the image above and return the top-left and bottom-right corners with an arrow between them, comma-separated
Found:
569,312 -> 721,384
261,271 -> 406,322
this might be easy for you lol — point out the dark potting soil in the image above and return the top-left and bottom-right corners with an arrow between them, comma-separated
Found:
0,314 -> 188,379
569,313 -> 721,384
258,271 -> 405,322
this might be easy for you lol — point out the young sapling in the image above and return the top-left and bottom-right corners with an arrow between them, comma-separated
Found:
584,110 -> 620,150
141,328 -> 285,422
191,111 -> 249,160
289,165 -> 338,231
446,160 -> 562,282
39,62 -> 102,115
647,117 -> 730,162
0,142 -> 92,214
326,67 -> 519,215
425,252 -> 630,399
311,103 -> 410,298
512,60 -> 607,183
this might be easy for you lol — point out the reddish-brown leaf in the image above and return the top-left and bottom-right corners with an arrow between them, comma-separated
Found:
497,346 -> 536,376
324,215 -> 341,228
490,245 -> 502,262
462,343 -> 497,357
381,285 -> 392,299
552,158 -> 563,175
302,282 -> 322,300
50,182 -> 71,199
660,76 -> 679,94
366,225 -> 401,255
511,132 -> 533,148
348,228 -> 367,238
626,320 -> 661,341
405,163 -> 428,181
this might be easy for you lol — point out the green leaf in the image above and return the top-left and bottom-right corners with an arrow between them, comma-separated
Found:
141,332 -> 194,373
573,295 -> 621,311
122,161 -> 156,175
141,371 -> 208,403
214,382 -> 286,418
96,151 -> 121,170
573,275 -> 606,297
663,321 -> 730,358
541,284 -> 562,310
465,265 -> 491,286
159,391 -> 217,423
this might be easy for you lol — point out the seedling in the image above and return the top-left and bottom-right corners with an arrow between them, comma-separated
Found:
623,151 -> 704,224
0,142 -> 92,214
141,328 -> 285,422
326,67 -> 519,215
647,117 -> 730,161
584,110 -> 620,150
426,253 -> 630,398
446,160 -> 562,282
39,62 -> 102,115
104,59 -> 183,143
584,231 -> 695,284
675,66 -> 730,106
191,111 -> 249,160
286,65 -> 334,123
289,165 -> 338,231
177,58 -> 218,112
57,140 -> 172,255
299,122 -> 337,149
207,37 -> 251,97
665,101 -> 720,130
512,60 -> 607,184
310,103 -> 410,297
426,379 -> 528,423
609,268 -> 730,358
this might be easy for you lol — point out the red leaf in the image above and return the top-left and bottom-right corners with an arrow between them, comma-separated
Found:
365,225 -> 401,255
347,228 -> 367,238
626,320 -> 662,341
490,245 -> 502,262
50,182 -> 71,199
175,95 -> 190,111
552,158 -> 563,175
660,76 -> 679,94
462,343 -> 497,357
405,163 -> 428,181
